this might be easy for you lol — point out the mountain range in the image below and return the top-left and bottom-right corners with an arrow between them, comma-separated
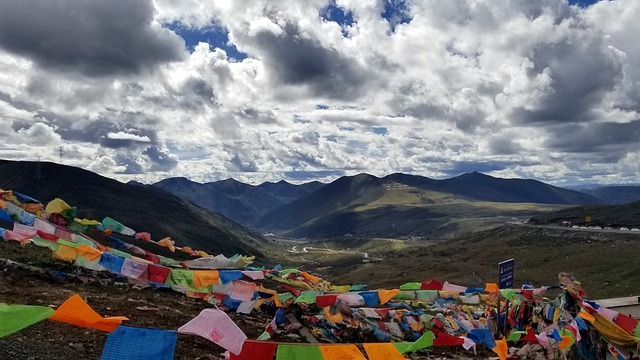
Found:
5,159 -> 640,244
153,171 -> 640,239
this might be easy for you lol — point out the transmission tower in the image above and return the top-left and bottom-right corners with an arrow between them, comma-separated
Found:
58,146 -> 63,162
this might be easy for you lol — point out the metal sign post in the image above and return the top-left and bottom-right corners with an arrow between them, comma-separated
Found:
498,258 -> 514,289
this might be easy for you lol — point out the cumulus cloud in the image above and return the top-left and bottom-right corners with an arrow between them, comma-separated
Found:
106,132 -> 152,142
1,0 -> 640,186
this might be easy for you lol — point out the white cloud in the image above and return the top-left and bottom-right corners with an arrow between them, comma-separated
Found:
0,0 -> 639,186
106,131 -> 152,142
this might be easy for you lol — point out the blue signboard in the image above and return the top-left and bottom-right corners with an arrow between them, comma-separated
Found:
498,258 -> 514,289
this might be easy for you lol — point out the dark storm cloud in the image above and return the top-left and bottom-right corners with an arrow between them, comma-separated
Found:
488,136 -> 524,155
0,0 -> 186,77
545,120 -> 640,156
511,34 -> 623,124
31,110 -> 160,150
249,22 -> 370,99
227,153 -> 258,172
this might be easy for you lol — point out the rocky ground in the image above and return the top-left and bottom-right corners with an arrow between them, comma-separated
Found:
0,240 -> 501,360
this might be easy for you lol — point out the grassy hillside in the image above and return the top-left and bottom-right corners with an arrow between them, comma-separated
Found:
530,200 -> 640,228
306,225 -> 640,299
255,172 -> 599,239
0,160 -> 267,258
261,175 -> 565,239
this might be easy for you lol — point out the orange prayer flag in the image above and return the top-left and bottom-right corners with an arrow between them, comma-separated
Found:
558,335 -> 574,350
323,307 -> 344,324
362,343 -> 408,360
578,309 -> 595,323
319,344 -> 367,360
300,271 -> 321,284
75,244 -> 102,261
492,337 -> 508,360
378,289 -> 401,304
485,283 -> 500,293
157,237 -> 175,252
49,294 -> 128,332
53,244 -> 77,262
192,270 -> 219,288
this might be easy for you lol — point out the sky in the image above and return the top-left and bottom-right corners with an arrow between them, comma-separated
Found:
1,0 -> 639,186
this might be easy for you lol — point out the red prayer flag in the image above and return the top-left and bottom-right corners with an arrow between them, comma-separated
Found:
315,295 -> 337,308
229,341 -> 277,360
614,313 -> 639,335
433,332 -> 465,347
421,280 -> 443,290
148,264 -> 171,283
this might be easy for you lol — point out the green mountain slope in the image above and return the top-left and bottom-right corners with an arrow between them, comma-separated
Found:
258,173 -> 569,239
0,160 -> 266,258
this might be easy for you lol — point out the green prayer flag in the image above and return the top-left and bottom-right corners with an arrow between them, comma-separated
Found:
0,303 -> 54,337
276,344 -> 324,360
68,221 -> 87,233
256,331 -> 271,341
636,323 -> 640,338
158,255 -> 180,267
278,293 -> 295,303
399,282 -> 422,291
392,291 -> 416,300
75,255 -> 103,271
500,289 -> 518,301
165,269 -> 194,287
57,238 -> 80,248
294,291 -> 322,304
393,330 -> 434,353
72,235 -> 96,248
31,236 -> 60,251
507,330 -> 526,342
349,284 -> 366,291
102,216 -> 124,232
415,290 -> 438,301
109,248 -> 132,259
279,269 -> 299,275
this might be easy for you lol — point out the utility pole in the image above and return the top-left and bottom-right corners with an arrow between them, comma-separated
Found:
34,154 -> 42,179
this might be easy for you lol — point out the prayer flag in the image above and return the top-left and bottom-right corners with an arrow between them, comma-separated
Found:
100,326 -> 177,360
178,308 -> 247,355
230,340 -> 277,360
49,294 -> 128,332
0,303 -> 54,337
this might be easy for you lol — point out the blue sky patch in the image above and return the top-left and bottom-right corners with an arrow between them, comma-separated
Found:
166,22 -> 248,61
321,2 -> 355,36
568,0 -> 600,7
372,127 -> 388,135
382,0 -> 412,32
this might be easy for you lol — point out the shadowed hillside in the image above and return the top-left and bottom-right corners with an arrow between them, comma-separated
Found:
0,160 -> 266,258
530,200 -> 640,228
153,177 -> 323,225
580,185 -> 640,205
